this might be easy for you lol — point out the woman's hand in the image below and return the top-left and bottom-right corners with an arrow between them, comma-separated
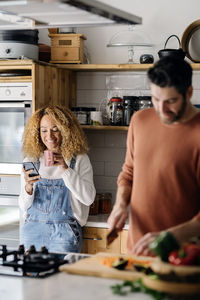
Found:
53,153 -> 68,171
23,167 -> 40,195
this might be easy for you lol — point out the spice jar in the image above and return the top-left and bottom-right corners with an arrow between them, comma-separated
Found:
109,97 -> 123,126
98,193 -> 112,214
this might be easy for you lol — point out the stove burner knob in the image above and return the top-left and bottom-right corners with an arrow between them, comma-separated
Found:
29,245 -> 36,253
41,246 -> 49,254
18,244 -> 25,254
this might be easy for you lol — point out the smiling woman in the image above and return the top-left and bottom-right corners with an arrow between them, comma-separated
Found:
18,105 -> 96,253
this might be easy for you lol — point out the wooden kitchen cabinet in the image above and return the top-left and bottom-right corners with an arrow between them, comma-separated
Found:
82,226 -> 128,254
0,59 -> 76,112
120,229 -> 128,254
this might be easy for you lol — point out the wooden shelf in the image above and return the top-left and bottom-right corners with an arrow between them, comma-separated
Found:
54,63 -> 154,71
47,63 -> 200,71
1,60 -> 200,71
81,125 -> 128,131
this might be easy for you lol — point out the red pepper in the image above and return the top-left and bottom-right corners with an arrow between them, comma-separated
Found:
168,243 -> 200,266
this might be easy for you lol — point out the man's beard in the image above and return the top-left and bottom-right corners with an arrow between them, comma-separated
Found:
159,98 -> 187,124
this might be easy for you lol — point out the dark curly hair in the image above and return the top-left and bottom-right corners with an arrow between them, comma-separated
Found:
148,57 -> 192,98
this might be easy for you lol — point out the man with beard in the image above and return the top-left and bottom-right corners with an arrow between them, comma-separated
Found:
108,57 -> 200,255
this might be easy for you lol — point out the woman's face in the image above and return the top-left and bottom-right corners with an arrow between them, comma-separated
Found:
40,114 -> 62,152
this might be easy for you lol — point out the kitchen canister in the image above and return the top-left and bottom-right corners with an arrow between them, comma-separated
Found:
98,193 -> 112,214
71,107 -> 96,125
123,96 -> 138,125
108,97 -> 123,126
90,111 -> 103,125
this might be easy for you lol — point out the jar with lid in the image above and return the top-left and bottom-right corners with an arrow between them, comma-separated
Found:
71,107 -> 96,125
138,96 -> 152,110
98,193 -> 112,214
109,97 -> 123,126
123,96 -> 138,125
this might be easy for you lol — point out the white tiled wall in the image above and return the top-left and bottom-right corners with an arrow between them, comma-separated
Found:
76,70 -> 200,204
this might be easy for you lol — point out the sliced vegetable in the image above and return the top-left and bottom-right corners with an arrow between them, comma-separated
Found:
101,256 -> 152,269
112,258 -> 128,270
149,231 -> 180,262
168,243 -> 200,266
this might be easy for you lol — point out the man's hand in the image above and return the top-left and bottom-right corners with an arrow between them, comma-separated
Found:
107,202 -> 129,232
107,185 -> 131,232
133,232 -> 160,256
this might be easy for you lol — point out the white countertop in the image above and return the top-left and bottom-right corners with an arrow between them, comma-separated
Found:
0,271 -> 157,300
86,214 -> 129,230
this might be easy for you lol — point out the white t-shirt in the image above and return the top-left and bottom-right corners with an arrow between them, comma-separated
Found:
18,154 -> 96,226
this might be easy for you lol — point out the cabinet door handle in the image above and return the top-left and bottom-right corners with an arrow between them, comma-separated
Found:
83,237 -> 102,241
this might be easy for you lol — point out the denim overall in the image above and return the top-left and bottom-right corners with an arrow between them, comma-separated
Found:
21,157 -> 82,253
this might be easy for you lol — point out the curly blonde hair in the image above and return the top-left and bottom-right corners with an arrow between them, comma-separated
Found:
22,105 -> 88,160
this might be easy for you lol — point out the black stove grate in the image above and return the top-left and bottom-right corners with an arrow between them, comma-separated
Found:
0,244 -> 68,277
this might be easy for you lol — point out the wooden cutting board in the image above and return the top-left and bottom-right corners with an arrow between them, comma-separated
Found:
142,275 -> 200,294
59,252 -> 152,281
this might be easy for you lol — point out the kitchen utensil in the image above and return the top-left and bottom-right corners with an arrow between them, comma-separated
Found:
158,35 -> 185,60
0,30 -> 39,60
181,19 -> 200,62
60,252 -> 153,280
106,228 -> 119,246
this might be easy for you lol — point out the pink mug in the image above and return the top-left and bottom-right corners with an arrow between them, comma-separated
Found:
44,150 -> 54,166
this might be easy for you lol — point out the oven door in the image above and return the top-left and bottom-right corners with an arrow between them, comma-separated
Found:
0,101 -> 32,175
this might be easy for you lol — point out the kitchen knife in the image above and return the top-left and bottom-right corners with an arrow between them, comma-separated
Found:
106,228 -> 119,246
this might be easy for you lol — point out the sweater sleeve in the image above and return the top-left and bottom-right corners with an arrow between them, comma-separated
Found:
117,115 -> 135,187
62,154 -> 96,206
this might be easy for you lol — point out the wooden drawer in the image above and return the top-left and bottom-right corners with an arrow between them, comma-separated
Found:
82,227 -> 120,254
51,47 -> 81,62
49,33 -> 86,47
50,36 -> 81,47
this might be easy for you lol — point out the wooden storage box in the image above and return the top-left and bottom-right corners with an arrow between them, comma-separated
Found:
48,33 -> 86,64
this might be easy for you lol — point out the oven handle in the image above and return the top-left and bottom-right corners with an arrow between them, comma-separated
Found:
0,102 -> 29,108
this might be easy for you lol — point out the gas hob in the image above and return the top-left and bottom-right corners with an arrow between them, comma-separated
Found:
0,244 -> 89,278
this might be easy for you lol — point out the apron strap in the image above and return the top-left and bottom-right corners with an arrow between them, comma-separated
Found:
69,156 -> 76,169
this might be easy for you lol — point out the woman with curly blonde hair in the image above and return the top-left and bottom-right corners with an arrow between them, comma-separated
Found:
19,105 -> 96,253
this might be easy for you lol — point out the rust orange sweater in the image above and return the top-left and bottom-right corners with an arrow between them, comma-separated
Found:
117,108 -> 200,253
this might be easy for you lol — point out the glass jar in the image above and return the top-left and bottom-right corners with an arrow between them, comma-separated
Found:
109,97 -> 123,126
98,193 -> 112,214
71,107 -> 96,124
138,96 -> 152,110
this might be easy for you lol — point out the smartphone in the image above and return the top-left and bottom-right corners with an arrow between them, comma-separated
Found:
23,162 -> 39,177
